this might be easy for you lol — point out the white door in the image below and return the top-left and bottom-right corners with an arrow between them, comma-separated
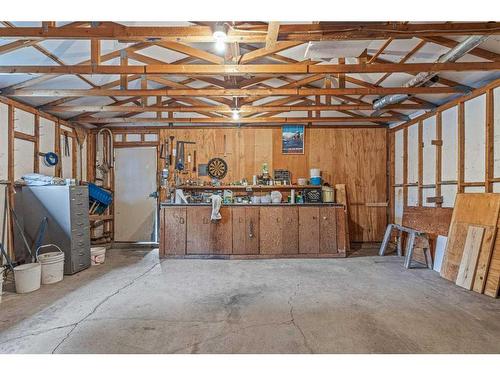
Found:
114,147 -> 157,242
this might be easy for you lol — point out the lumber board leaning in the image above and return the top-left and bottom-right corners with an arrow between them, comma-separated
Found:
440,194 -> 500,282
456,226 -> 485,290
472,226 -> 498,293
484,233 -> 500,297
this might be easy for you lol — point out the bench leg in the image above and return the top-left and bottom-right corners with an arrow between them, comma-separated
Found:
396,232 -> 403,257
379,224 -> 394,256
404,232 -> 416,269
422,237 -> 433,270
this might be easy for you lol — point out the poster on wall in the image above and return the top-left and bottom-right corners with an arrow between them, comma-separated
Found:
282,125 -> 305,154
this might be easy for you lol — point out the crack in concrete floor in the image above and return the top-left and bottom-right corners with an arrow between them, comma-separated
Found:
50,260 -> 163,354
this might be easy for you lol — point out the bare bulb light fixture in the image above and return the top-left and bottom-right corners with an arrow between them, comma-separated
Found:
213,23 -> 227,53
232,108 -> 240,120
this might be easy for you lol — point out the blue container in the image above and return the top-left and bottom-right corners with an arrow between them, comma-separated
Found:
310,176 -> 322,186
88,183 -> 113,206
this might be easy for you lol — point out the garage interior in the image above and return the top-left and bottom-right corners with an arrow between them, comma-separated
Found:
1,20 -> 500,355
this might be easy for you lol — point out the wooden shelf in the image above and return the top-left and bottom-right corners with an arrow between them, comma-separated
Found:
176,185 -> 321,190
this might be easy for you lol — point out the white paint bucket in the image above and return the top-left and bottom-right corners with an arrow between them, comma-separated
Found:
91,247 -> 106,265
310,168 -> 321,178
14,263 -> 41,294
37,244 -> 65,285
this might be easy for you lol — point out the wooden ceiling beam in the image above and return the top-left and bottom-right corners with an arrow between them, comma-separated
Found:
3,86 -> 464,97
75,115 -> 401,124
239,41 -> 302,64
265,22 -> 280,49
44,103 -> 432,114
1,23 -> 499,42
154,41 -> 224,64
1,61 -> 498,75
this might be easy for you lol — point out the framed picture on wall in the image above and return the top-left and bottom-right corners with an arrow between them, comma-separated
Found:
282,125 -> 305,154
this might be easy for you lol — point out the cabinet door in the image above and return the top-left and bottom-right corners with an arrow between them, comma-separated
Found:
259,207 -> 282,254
245,207 -> 260,254
232,207 -> 259,255
335,207 -> 347,255
161,207 -> 187,256
282,207 -> 299,254
299,207 -> 320,254
187,206 -> 211,254
210,207 -> 232,254
232,208 -> 246,254
320,207 -> 338,254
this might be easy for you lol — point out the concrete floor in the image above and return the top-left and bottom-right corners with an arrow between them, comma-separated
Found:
0,247 -> 500,354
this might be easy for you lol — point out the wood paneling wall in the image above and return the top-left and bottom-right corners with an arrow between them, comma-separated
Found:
158,127 -> 388,242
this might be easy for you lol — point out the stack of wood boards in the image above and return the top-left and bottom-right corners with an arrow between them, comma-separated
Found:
440,194 -> 500,297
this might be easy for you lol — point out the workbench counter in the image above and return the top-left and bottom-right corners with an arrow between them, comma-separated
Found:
160,202 -> 343,207
160,204 -> 349,259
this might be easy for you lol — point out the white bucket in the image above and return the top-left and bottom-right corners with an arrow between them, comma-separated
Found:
14,263 -> 41,294
91,247 -> 106,265
37,244 -> 65,285
310,168 -> 321,178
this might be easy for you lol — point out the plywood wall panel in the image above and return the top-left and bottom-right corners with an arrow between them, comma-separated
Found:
159,127 -> 387,242
464,95 -> 486,182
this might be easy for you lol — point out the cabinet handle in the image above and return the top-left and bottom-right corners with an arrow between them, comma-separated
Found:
239,217 -> 243,223
179,217 -> 185,224
323,216 -> 327,220
249,220 -> 254,238
276,217 -> 280,223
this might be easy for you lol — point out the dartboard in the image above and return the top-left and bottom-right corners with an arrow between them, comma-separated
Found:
207,157 -> 228,179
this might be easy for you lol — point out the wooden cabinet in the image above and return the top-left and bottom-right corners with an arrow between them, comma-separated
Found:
232,207 -> 259,255
186,206 -> 232,255
259,207 -> 282,255
160,207 -> 187,256
260,206 -> 298,255
320,206 -> 338,254
299,207 -> 320,254
210,207 -> 232,254
282,207 -> 299,254
161,204 -> 347,258
186,206 -> 211,254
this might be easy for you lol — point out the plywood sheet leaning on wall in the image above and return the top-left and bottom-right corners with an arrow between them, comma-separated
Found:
484,231 -> 500,297
441,193 -> 500,289
456,225 -> 485,290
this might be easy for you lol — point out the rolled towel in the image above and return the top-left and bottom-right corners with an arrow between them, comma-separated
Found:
211,194 -> 222,221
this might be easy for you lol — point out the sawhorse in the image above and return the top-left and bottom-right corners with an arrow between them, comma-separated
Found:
379,224 -> 433,269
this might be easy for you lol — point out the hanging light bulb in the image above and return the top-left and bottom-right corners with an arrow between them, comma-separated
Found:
215,38 -> 226,52
232,108 -> 240,120
213,23 -> 227,53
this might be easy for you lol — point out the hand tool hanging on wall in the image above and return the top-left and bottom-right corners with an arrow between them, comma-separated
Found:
175,140 -> 196,171
169,136 -> 175,166
63,132 -> 70,157
193,150 -> 197,172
